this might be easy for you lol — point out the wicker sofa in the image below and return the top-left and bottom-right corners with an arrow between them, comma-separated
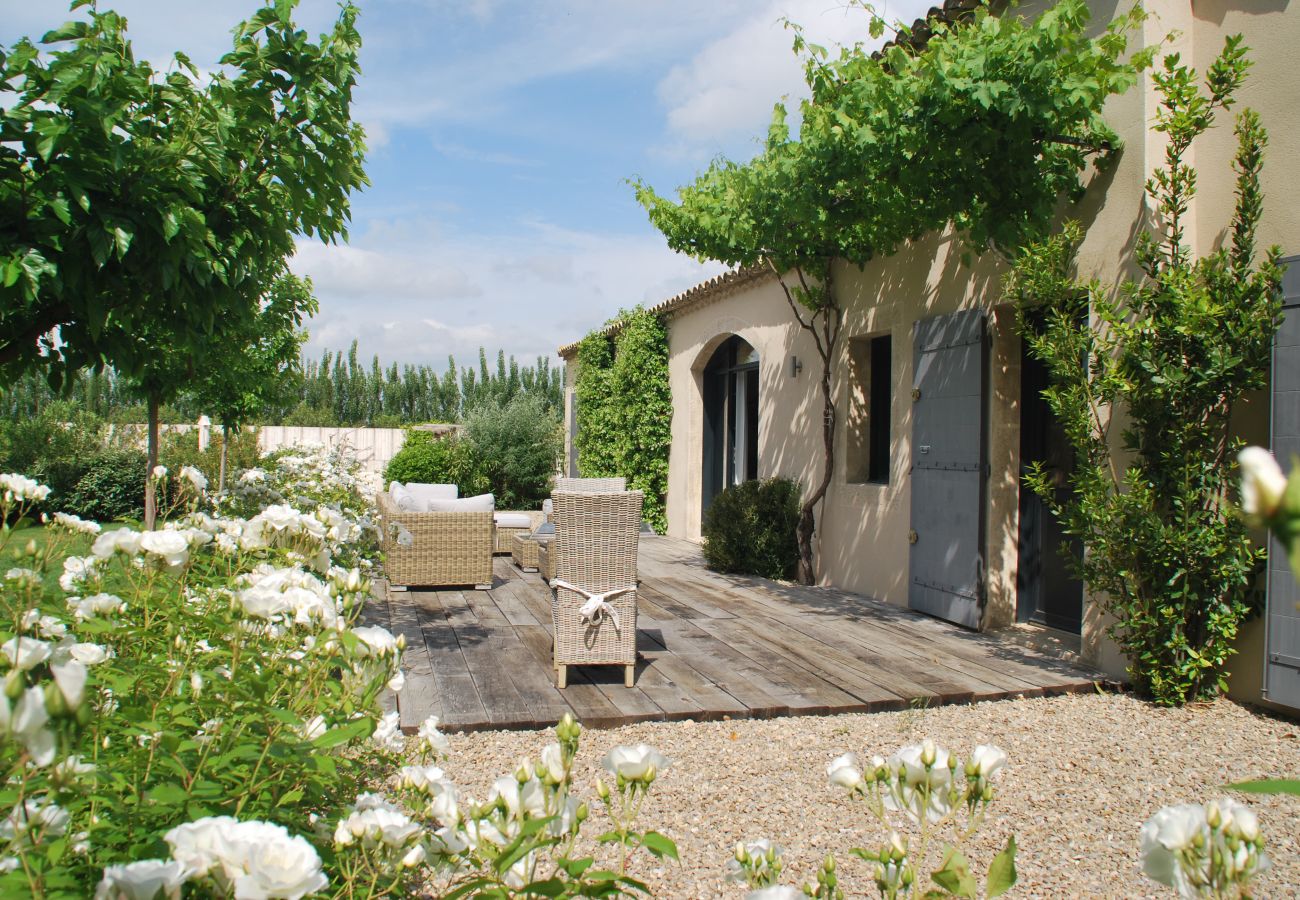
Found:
376,491 -> 494,589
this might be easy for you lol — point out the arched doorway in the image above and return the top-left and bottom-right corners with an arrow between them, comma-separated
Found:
702,335 -> 759,513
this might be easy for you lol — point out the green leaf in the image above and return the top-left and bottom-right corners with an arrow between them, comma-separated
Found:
145,782 -> 189,805
311,717 -> 372,749
1226,778 -> 1300,797
931,846 -> 978,899
987,834 -> 1018,897
520,878 -> 566,897
640,831 -> 678,861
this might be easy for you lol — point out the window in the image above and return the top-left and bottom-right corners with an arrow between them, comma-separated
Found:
846,333 -> 891,484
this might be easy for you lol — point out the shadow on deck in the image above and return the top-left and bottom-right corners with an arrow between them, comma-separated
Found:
375,535 -> 1110,732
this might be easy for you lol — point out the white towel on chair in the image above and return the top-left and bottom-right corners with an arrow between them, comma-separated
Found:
552,579 -> 635,632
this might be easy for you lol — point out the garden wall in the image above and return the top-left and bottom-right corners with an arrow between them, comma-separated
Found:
108,423 -> 422,474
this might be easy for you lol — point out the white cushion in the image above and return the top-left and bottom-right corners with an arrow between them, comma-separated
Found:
389,483 -> 423,512
494,512 -> 533,529
426,493 -> 495,513
388,481 -> 404,493
405,482 -> 458,505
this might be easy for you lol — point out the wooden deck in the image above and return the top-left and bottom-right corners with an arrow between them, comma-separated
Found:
378,536 -> 1107,732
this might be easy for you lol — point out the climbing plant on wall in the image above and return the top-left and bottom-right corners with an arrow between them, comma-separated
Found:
1007,40 -> 1282,705
573,308 -> 672,532
633,0 -> 1154,583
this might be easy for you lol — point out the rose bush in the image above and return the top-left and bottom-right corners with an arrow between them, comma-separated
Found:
0,444 -> 396,896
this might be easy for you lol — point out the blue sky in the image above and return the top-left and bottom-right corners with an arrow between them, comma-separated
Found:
2,0 -> 930,368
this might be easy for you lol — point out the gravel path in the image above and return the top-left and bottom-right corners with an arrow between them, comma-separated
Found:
423,693 -> 1299,898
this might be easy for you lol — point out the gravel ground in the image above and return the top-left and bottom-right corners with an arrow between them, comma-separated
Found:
419,692 -> 1300,898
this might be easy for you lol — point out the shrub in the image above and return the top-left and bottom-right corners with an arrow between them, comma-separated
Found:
0,401 -> 105,508
159,425 -> 261,487
383,431 -> 486,496
464,395 -> 561,509
63,449 -> 148,522
0,447 -> 393,896
701,477 -> 800,580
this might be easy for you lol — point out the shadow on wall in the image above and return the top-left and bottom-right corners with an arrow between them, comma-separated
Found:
753,144 -> 1149,605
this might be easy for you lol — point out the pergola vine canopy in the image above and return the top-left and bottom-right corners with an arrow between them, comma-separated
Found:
633,0 -> 1155,270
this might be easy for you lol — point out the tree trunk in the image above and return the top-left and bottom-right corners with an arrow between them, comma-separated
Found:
796,353 -> 837,585
219,424 -> 229,493
144,394 -> 160,530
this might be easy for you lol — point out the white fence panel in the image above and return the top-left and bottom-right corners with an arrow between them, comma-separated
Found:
108,424 -> 415,474
257,426 -> 408,474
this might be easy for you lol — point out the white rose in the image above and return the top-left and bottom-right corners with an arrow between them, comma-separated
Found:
237,585 -> 292,620
1140,803 -> 1208,890
151,466 -> 168,480
827,752 -> 863,790
600,744 -> 671,782
351,626 -> 399,657
540,743 -> 566,783
92,528 -> 143,560
372,711 -> 404,752
180,466 -> 208,493
418,715 -> 450,757
1239,447 -> 1287,517
886,742 -> 954,824
489,776 -> 546,820
746,888 -> 803,900
95,859 -> 189,900
0,473 -> 51,503
70,593 -> 126,620
969,744 -> 1007,779
52,660 -> 88,708
60,556 -> 100,592
1,687 -> 56,766
52,512 -> 101,536
1,636 -> 52,671
298,716 -> 327,742
66,642 -> 111,666
139,531 -> 190,569
233,824 -> 328,900
164,816 -> 241,878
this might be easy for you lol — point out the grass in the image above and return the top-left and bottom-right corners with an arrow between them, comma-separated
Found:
2,522 -> 97,594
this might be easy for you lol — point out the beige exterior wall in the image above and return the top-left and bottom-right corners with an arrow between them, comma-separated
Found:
565,0 -> 1300,692
657,0 -> 1300,686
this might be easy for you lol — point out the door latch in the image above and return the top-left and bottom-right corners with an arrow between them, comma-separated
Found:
911,387 -> 922,402
908,529 -> 919,545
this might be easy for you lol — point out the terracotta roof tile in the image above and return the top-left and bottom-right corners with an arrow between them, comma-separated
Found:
556,265 -> 774,358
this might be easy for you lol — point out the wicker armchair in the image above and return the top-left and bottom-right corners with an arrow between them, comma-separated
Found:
549,489 -> 643,688
376,492 -> 494,589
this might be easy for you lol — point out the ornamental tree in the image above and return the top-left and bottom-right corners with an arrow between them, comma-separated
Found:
635,0 -> 1152,583
193,271 -> 316,491
0,0 -> 367,523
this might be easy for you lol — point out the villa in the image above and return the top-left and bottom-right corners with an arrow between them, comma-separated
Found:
558,0 -> 1300,716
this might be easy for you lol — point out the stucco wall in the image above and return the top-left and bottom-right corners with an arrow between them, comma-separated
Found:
656,0 -> 1300,686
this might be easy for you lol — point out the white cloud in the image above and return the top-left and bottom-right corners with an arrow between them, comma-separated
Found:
655,0 -> 934,155
291,217 -> 726,367
433,141 -> 542,168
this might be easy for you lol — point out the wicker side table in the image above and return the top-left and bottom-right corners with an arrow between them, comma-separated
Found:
511,533 -> 541,571
537,540 -> 555,582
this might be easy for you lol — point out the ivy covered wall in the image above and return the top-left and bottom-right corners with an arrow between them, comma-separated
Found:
573,308 -> 671,532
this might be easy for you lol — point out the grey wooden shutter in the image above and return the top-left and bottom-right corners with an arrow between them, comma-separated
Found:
908,308 -> 988,629
1266,256 -> 1300,711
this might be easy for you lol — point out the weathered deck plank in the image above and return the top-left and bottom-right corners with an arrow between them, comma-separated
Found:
392,536 -> 1106,732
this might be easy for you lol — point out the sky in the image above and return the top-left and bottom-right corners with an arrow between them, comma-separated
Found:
2,0 -> 932,370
